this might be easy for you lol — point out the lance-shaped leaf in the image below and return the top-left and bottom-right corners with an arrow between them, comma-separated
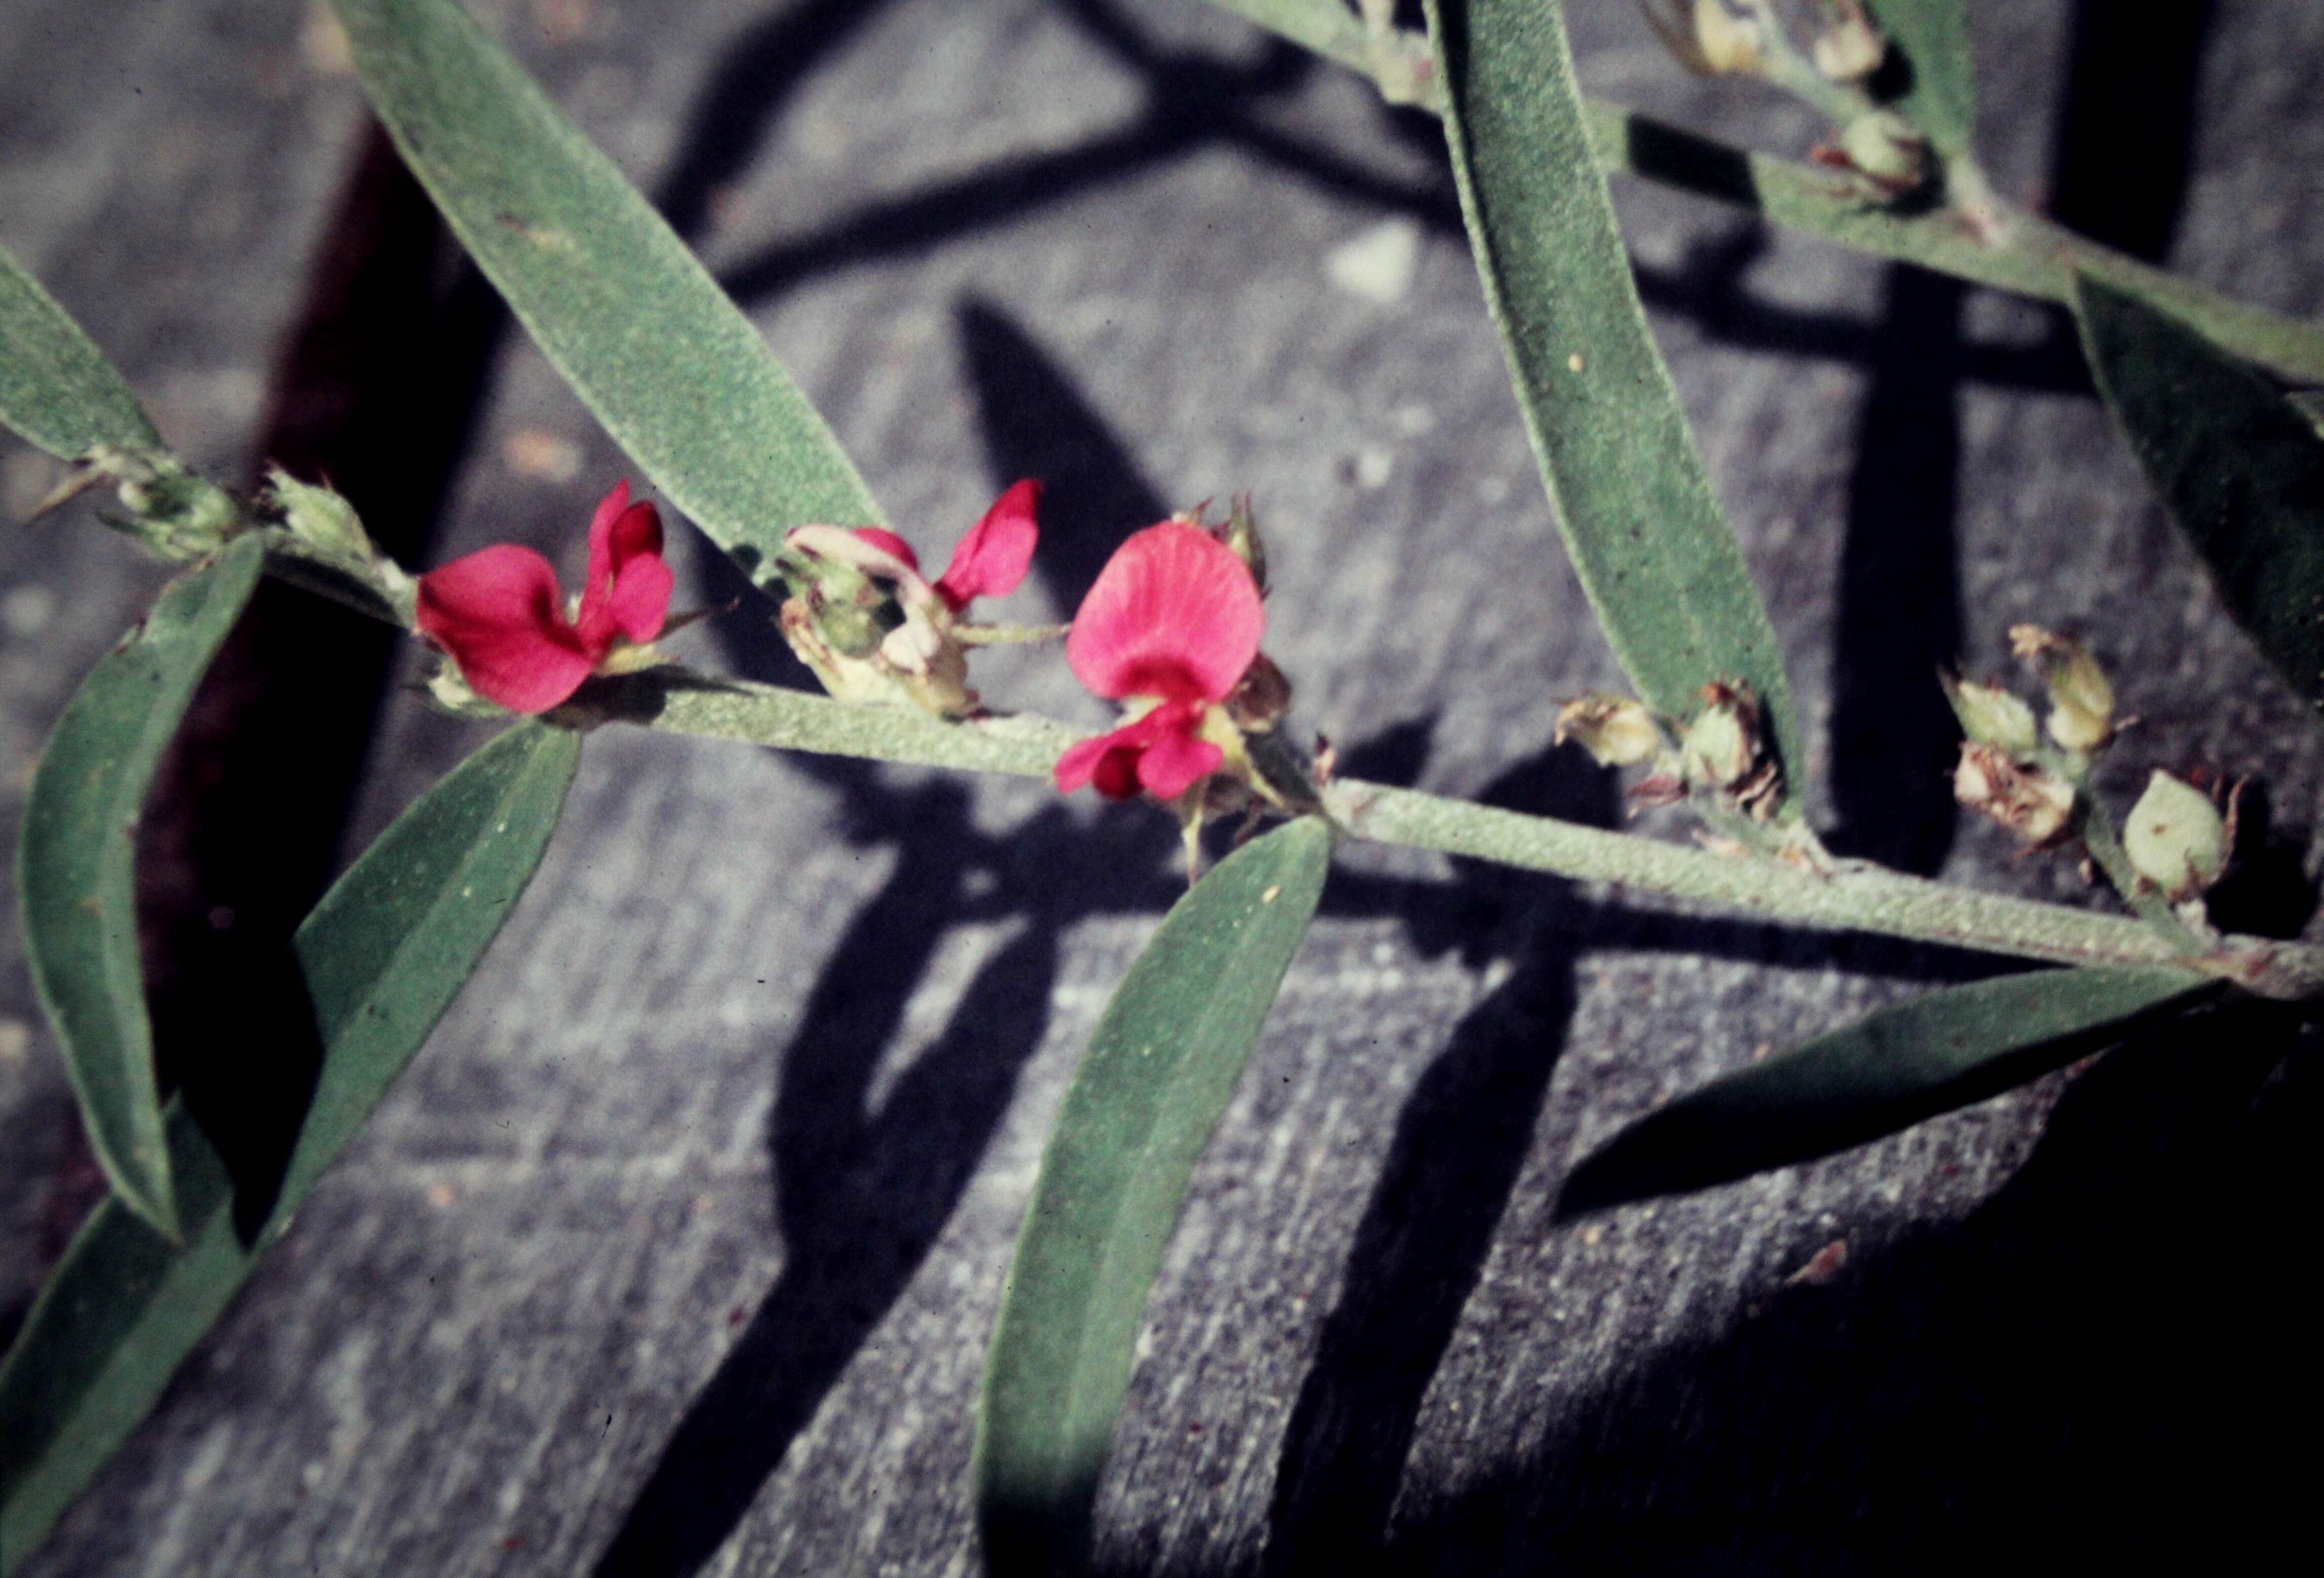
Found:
977,818 -> 1331,1570
0,722 -> 578,1573
16,535 -> 267,1239
329,0 -> 882,589
1557,966 -> 2219,1217
1862,1 -> 1979,165
1423,0 -> 1802,789
2076,274 -> 2324,716
0,243 -> 161,460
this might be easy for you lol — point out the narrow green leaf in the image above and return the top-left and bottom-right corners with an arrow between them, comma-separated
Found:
1862,0 -> 1978,163
977,818 -> 1331,1570
329,0 -> 882,586
2075,274 -> 2324,716
16,535 -> 267,1239
0,723 -> 579,1572
1557,966 -> 2218,1217
0,243 -> 162,460
1423,0 -> 1802,788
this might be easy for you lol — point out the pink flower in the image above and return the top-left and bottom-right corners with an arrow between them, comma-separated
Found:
836,478 -> 1042,613
415,480 -> 674,713
1054,522 -> 1265,800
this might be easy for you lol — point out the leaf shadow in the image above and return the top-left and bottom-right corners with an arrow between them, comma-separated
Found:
1374,1004 -> 2318,1574
1259,742 -> 1617,1577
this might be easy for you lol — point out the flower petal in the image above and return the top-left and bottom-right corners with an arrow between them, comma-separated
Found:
851,528 -> 921,574
415,544 -> 596,713
1053,701 -> 1218,800
578,481 -> 670,648
1054,731 -> 1138,799
934,479 -> 1041,611
1135,727 -> 1223,800
1064,522 -> 1263,702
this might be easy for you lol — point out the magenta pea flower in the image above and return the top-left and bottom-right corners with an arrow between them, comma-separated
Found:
414,480 -> 674,714
1054,521 -> 1266,800
844,477 -> 1041,614
780,480 -> 1043,716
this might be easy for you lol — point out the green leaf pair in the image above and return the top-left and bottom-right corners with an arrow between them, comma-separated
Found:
0,722 -> 579,1571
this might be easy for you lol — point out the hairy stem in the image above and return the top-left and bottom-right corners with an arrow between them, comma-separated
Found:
1198,0 -> 2324,385
578,666 -> 2324,999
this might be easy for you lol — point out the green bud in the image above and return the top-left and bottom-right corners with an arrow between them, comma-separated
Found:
1837,111 -> 1930,191
1940,672 -> 2039,757
2122,769 -> 2229,901
265,469 -> 374,562
86,444 -> 237,558
1557,694 -> 1664,768
1811,1 -> 1885,80
2010,625 -> 2116,754
1638,0 -> 1764,77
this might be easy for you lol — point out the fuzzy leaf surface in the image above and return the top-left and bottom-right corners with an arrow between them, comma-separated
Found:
976,818 -> 1331,1570
330,0 -> 882,588
16,535 -> 266,1239
0,243 -> 161,459
1425,0 -> 1801,784
1559,966 -> 2218,1216
0,722 -> 578,1572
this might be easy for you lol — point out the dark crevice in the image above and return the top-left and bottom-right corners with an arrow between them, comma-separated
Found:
139,122 -> 512,1232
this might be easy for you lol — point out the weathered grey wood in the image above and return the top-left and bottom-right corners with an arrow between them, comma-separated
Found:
4,1 -> 2320,1573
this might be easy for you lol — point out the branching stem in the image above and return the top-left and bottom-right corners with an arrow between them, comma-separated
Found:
1196,0 -> 2324,385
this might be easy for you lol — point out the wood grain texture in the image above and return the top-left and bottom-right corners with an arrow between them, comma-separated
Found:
4,1 -> 2322,1573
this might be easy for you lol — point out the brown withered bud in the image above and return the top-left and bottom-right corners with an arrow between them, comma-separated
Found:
1954,742 -> 2077,848
1555,695 -> 1664,767
1683,680 -> 1784,821
1627,767 -> 1690,810
1224,652 -> 1293,735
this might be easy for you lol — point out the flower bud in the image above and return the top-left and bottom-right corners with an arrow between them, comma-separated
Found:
265,469 -> 374,562
1226,652 -> 1293,735
2010,624 -> 2116,754
1683,680 -> 1784,821
1939,672 -> 2039,757
1953,743 -> 2076,847
1556,695 -> 1664,768
2122,769 -> 2229,901
1810,0 -> 1885,81
1836,111 -> 1930,192
79,444 -> 237,558
1219,493 -> 1270,597
1639,0 -> 1764,78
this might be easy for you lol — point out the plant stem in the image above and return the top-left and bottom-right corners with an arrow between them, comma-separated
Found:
1196,0 -> 2324,385
579,666 -> 2324,1000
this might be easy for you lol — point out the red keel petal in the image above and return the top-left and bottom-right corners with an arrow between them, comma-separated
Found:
577,481 -> 670,648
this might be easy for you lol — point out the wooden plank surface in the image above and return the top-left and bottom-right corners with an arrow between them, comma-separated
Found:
4,1 -> 2321,1572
